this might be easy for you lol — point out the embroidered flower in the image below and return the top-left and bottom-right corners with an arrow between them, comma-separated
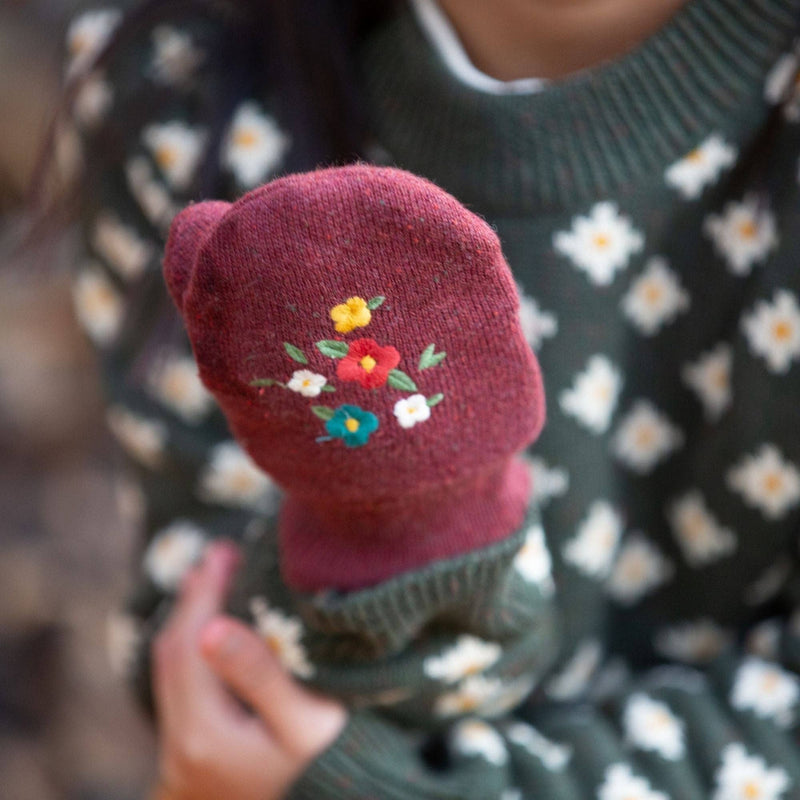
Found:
553,202 -> 644,286
764,45 -> 800,121
393,394 -> 431,429
668,490 -> 737,567
730,657 -> 799,727
434,675 -> 505,717
727,444 -> 800,520
517,287 -> 558,351
325,405 -> 379,447
92,212 -> 154,281
597,763 -> 669,800
621,257 -> 690,336
106,406 -> 167,468
545,639 -> 603,701
250,597 -> 315,679
513,524 -> 554,596
106,610 -> 142,679
559,355 -> 622,434
125,156 -> 178,229
526,457 -> 569,507
147,354 -> 214,423
286,369 -> 328,398
607,534 -> 673,606
623,693 -> 685,760
704,194 -> 778,276
654,619 -> 732,664
746,620 -> 783,661
664,134 -> 737,199
197,441 -> 277,510
506,722 -> 571,771
741,290 -> 800,374
223,101 -> 290,188
65,8 -> 122,77
142,121 -> 206,191
150,25 -> 204,85
336,339 -> 400,389
612,400 -> 683,475
423,636 -> 502,683
143,520 -> 207,591
72,265 -> 123,345
330,296 -> 372,333
711,744 -> 790,800
682,343 -> 733,421
563,502 -> 623,579
73,72 -> 114,128
451,719 -> 508,766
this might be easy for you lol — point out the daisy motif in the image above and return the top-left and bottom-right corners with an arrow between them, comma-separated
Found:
553,202 -> 644,286
65,8 -> 122,77
727,444 -> 800,520
563,501 -> 623,579
611,400 -> 683,475
451,719 -> 508,766
704,194 -> 778,276
654,619 -> 732,664
73,72 -> 113,128
106,610 -> 142,678
682,343 -> 733,421
147,355 -> 214,423
512,524 -> 554,597
764,45 -> 800,121
478,675 -> 536,717
506,722 -> 571,770
545,639 -> 603,700
92,212 -> 154,281
394,394 -> 432,429
434,674 -> 505,717
106,406 -> 167,469
597,763 -> 668,800
150,26 -> 204,85
730,657 -> 800,727
606,534 -> 673,606
711,743 -> 790,800
125,156 -> 178,229
517,287 -> 558,351
423,636 -> 502,683
741,290 -> 800,374
559,355 -> 622,434
664,134 -> 737,199
223,101 -> 290,188
621,257 -> 690,336
286,369 -> 328,398
623,693 -> 685,760
526,457 -> 569,507
668,491 -> 737,567
197,441 -> 277,510
250,597 -> 315,679
143,520 -> 207,591
72,265 -> 123,345
142,121 -> 206,191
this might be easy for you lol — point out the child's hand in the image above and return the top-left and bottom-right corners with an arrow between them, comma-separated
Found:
151,542 -> 347,800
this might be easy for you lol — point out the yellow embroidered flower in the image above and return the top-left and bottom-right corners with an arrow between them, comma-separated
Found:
330,296 -> 371,333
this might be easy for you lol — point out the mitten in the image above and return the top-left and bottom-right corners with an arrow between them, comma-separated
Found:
164,165 -> 545,591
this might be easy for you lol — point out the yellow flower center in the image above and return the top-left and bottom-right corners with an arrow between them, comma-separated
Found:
233,128 -> 258,148
360,355 -> 377,373
686,148 -> 704,163
302,379 -> 311,387
266,634 -> 284,658
229,470 -> 255,493
593,233 -> 611,249
163,370 -> 191,401
643,284 -> 663,304
87,284 -> 115,313
155,146 -> 177,170
743,781 -> 762,799
773,320 -> 793,341
763,473 -> 784,495
345,418 -> 360,433
634,424 -> 656,448
70,34 -> 89,56
738,219 -> 758,239
762,671 -> 781,691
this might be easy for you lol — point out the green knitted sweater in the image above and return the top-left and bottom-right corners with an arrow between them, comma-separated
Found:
67,0 -> 800,796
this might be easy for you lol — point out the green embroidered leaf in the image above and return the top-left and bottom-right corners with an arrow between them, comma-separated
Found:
284,342 -> 308,364
419,343 -> 446,370
388,369 -> 418,392
426,393 -> 444,407
250,378 -> 282,388
367,295 -> 386,310
316,340 -> 349,358
311,406 -> 336,421
320,384 -> 336,393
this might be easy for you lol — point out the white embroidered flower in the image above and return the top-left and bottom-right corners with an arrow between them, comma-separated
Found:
143,520 -> 207,591
563,502 -> 623,579
621,257 -> 690,336
764,46 -> 800,121
125,156 -> 179,229
731,657 -> 800,727
423,636 -> 502,684
451,719 -> 508,766
478,675 -> 536,717
597,763 -> 669,800
250,597 -> 315,679
741,290 -> 800,374
142,121 -> 206,191
513,524 -> 554,596
712,743 -> 790,800
518,287 -> 558,351
545,639 -> 603,700
607,534 -> 673,606
197,441 -> 277,510
65,8 -> 122,76
106,610 -> 142,678
553,202 -> 644,286
506,722 -> 571,770
147,355 -> 214,424
434,675 -> 505,716
746,620 -> 782,661
286,369 -> 328,398
664,134 -> 737,199
727,444 -> 800,521
704,194 -> 778,276
668,491 -> 737,567
623,693 -> 685,760
73,72 -> 114,128
526,457 -> 569,507
654,619 -> 732,664
393,394 -> 432,429
150,26 -> 204,85
559,355 -> 622,434
744,558 -> 791,607
106,406 -> 167,468
92,212 -> 154,281
682,343 -> 733,421
223,101 -> 290,188
611,400 -> 683,475
72,265 -> 123,345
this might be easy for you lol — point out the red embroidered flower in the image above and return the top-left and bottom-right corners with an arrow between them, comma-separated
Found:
336,338 -> 401,389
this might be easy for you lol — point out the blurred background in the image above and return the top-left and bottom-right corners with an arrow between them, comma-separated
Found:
1,2 -> 156,798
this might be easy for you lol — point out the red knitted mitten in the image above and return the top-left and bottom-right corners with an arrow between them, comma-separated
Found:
164,165 -> 545,591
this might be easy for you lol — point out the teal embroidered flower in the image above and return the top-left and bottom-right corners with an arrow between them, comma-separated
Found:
325,405 -> 379,448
